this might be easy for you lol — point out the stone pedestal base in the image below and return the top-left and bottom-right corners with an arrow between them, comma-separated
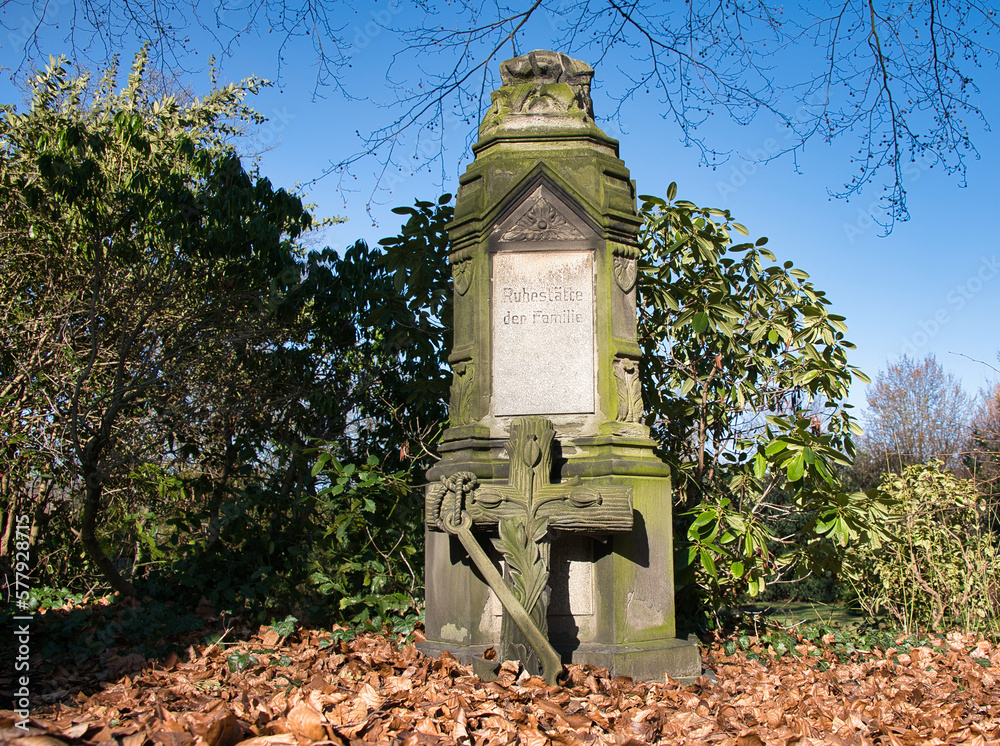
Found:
562,638 -> 702,684
422,442 -> 699,686
416,636 -> 702,685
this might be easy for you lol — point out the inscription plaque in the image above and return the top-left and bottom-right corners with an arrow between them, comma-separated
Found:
492,251 -> 595,415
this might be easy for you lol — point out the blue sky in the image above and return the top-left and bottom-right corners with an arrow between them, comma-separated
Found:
3,1 -> 998,411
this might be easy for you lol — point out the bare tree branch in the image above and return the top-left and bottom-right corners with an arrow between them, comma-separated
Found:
3,0 -> 997,226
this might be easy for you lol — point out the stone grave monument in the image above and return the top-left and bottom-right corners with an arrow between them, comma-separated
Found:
417,50 -> 701,684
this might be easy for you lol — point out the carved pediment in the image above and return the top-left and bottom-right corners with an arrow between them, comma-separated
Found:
492,183 -> 597,246
501,193 -> 586,241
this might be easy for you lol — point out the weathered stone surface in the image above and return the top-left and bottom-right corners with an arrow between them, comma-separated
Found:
420,50 -> 696,685
499,50 -> 594,91
549,536 -> 594,616
558,639 -> 702,684
499,194 -> 587,241
492,251 -> 595,415
479,50 -> 596,138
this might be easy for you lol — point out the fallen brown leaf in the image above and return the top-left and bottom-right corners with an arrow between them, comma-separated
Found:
13,627 -> 999,746
284,702 -> 324,741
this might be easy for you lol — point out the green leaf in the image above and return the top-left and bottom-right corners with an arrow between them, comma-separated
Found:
765,440 -> 788,456
692,312 -> 710,333
679,376 -> 697,397
310,453 -> 331,477
227,652 -> 258,673
699,548 -> 718,580
689,509 -> 717,533
270,615 -> 298,638
786,452 -> 805,482
753,452 -> 767,479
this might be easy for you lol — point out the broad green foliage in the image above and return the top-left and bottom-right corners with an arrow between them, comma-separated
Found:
131,230 -> 443,627
0,50 -> 314,594
307,453 -> 423,635
638,187 -> 890,617
1,52 -> 438,632
156,448 -> 424,632
846,461 -> 1000,638
371,196 -> 455,413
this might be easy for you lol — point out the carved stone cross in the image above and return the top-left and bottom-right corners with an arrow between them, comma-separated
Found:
427,417 -> 632,682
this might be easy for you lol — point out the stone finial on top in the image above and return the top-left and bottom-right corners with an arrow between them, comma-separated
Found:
480,50 -> 597,137
499,50 -> 594,115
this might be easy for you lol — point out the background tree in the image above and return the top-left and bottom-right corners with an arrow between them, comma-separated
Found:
638,187 -> 889,618
0,52 -> 317,594
966,380 -> 1000,504
862,354 -> 973,477
0,52 -> 452,627
3,1 -> 996,225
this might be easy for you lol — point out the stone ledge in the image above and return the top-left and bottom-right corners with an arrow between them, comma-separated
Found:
560,637 -> 703,685
416,636 -> 703,685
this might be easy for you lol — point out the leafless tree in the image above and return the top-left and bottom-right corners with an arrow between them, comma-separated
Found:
863,353 -> 974,474
966,380 -> 1000,497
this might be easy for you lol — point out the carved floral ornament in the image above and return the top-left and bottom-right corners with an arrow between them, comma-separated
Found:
499,195 -> 586,242
614,356 -> 644,424
448,360 -> 475,426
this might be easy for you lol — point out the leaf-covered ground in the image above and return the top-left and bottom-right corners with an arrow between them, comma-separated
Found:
5,625 -> 999,746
